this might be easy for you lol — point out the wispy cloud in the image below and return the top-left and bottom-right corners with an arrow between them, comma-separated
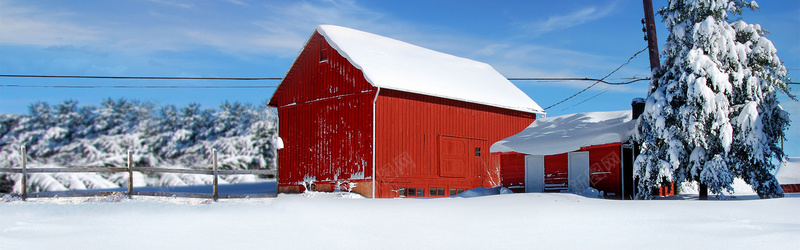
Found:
0,1 -> 97,46
470,41 -> 650,94
0,0 -> 398,57
524,1 -> 619,35
147,0 -> 193,9
0,0 -> 642,95
246,0 -> 399,55
224,0 -> 247,6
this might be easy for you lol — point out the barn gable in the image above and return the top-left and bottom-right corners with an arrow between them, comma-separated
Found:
316,25 -> 544,114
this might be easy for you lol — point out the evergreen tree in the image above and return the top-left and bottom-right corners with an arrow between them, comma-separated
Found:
635,0 -> 793,199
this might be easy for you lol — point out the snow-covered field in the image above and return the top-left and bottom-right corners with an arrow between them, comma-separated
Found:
2,191 -> 798,250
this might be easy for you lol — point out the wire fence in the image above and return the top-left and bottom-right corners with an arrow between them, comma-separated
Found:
0,146 -> 277,201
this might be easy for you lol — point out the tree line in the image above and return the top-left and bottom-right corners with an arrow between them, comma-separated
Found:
0,98 -> 278,171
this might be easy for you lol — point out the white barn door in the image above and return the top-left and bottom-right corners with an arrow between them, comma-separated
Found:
524,155 -> 545,193
568,151 -> 590,193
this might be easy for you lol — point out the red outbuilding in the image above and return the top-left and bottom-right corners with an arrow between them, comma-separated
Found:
492,110 -> 653,199
268,25 -> 545,198
776,157 -> 800,193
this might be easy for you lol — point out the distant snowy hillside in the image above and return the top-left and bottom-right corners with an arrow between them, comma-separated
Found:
0,99 -> 278,193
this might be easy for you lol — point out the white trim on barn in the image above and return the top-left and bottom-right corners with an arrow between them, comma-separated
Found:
524,155 -> 544,193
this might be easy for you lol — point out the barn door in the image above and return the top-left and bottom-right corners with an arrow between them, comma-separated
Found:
525,155 -> 545,193
439,136 -> 486,178
621,143 -> 635,200
440,136 -> 468,177
568,151 -> 590,193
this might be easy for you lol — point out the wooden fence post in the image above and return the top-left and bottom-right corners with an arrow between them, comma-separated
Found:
20,146 -> 27,201
212,148 -> 218,202
127,150 -> 133,199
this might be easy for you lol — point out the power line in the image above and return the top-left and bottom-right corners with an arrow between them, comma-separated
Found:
2,74 -> 648,84
0,74 -> 281,80
543,47 -> 648,110
0,74 -> 794,90
507,77 -> 649,85
562,87 -> 612,112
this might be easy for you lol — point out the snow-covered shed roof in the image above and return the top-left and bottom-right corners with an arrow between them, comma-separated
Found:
776,157 -> 800,185
491,110 -> 634,155
316,25 -> 544,114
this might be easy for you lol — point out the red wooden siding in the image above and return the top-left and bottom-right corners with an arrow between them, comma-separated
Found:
584,143 -> 622,198
781,184 -> 800,193
374,89 -> 536,198
270,32 -> 377,194
499,152 -> 526,193
544,154 -> 569,192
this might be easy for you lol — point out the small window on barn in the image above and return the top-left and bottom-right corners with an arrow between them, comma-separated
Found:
475,147 -> 481,157
319,47 -> 329,63
417,188 -> 424,197
408,188 -> 416,196
458,189 -> 465,194
450,189 -> 457,196
398,188 -> 406,197
430,188 -> 437,196
437,188 -> 444,196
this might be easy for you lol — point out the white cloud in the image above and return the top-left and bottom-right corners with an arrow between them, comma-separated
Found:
476,43 -> 606,76
0,1 -> 98,46
466,40 -> 652,95
224,0 -> 247,6
245,0 -> 395,55
0,0 -> 398,57
525,1 -> 619,35
0,0 -> 643,95
146,0 -> 193,9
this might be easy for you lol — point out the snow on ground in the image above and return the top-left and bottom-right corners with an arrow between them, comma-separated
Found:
2,191 -> 798,250
678,177 -> 758,198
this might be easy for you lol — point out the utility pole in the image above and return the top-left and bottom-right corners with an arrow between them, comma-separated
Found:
642,0 -> 661,72
641,0 -> 691,200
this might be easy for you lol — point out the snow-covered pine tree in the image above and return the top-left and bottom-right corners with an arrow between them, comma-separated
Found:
635,0 -> 793,199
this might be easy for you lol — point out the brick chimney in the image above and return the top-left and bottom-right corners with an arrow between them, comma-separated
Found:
631,98 -> 646,119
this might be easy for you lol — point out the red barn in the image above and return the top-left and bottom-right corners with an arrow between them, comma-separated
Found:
776,157 -> 800,193
268,25 -> 544,198
492,110 -> 643,199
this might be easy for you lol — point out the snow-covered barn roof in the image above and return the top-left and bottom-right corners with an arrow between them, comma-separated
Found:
491,110 -> 634,155
317,25 -> 544,114
776,157 -> 800,185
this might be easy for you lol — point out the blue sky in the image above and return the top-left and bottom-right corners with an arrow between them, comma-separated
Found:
0,0 -> 798,155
